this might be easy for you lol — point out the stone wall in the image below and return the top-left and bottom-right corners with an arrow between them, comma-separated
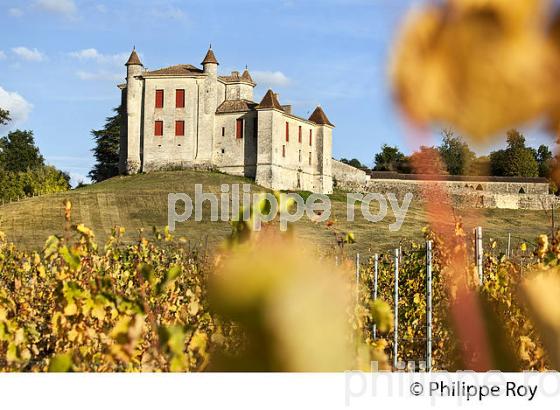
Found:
214,111 -> 258,178
332,160 -> 369,186
333,163 -> 555,210
255,108 -> 333,194
140,76 -> 210,171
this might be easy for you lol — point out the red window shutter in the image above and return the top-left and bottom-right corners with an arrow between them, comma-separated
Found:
236,119 -> 244,139
298,126 -> 302,143
309,129 -> 312,146
155,90 -> 164,108
176,90 -> 185,108
155,121 -> 163,136
175,121 -> 185,136
285,122 -> 289,142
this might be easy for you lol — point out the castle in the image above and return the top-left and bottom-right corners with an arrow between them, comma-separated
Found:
118,47 -> 334,194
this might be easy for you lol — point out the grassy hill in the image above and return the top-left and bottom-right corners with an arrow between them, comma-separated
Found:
0,169 -> 554,256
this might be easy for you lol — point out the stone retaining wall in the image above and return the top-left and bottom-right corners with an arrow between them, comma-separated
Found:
332,160 -> 556,210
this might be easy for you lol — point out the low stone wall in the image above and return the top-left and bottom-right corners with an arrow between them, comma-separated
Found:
332,162 -> 556,211
332,160 -> 369,186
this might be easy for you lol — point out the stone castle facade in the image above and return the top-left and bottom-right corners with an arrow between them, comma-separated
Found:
119,47 -> 334,194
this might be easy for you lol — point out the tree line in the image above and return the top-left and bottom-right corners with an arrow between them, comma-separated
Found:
342,129 -> 553,179
0,107 -> 70,202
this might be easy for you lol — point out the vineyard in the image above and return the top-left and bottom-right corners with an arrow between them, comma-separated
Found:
0,198 -> 557,372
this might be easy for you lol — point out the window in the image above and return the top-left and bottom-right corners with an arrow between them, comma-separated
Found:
299,150 -> 302,163
236,119 -> 244,139
285,122 -> 289,142
309,129 -> 313,146
282,145 -> 286,158
222,127 -> 225,137
154,121 -> 163,136
176,89 -> 185,108
309,152 -> 312,165
298,126 -> 302,143
175,121 -> 185,136
155,90 -> 164,108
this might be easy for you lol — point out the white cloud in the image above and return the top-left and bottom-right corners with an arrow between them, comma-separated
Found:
0,86 -> 33,127
252,71 -> 291,88
68,172 -> 91,187
76,70 -> 122,81
69,48 -> 129,66
12,47 -> 45,62
35,0 -> 77,17
0,51 -> 6,60
150,6 -> 186,20
8,7 -> 24,17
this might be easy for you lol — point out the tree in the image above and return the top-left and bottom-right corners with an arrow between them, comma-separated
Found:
374,144 -> 407,172
0,108 -> 10,126
89,106 -> 122,183
490,130 -> 539,177
0,130 -> 44,172
408,145 -> 448,174
470,155 -> 491,176
536,144 -> 553,178
340,158 -> 367,170
438,129 -> 476,175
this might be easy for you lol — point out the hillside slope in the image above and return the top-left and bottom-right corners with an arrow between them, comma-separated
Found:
0,169 -> 553,255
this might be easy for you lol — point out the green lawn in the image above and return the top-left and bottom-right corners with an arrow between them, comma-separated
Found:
0,169 -> 553,256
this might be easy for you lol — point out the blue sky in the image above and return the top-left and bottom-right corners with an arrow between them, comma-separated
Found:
0,0 -> 554,185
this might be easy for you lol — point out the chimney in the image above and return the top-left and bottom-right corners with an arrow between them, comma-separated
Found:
281,105 -> 292,115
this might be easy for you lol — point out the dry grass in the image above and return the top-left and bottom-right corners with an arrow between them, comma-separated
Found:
0,169 -> 553,256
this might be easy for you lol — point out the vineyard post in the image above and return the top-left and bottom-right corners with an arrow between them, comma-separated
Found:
426,240 -> 433,372
372,253 -> 379,340
355,253 -> 360,304
475,227 -> 483,285
393,248 -> 399,370
507,233 -> 511,259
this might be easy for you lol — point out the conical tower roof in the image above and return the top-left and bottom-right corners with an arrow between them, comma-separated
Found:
241,68 -> 254,83
309,106 -> 334,127
125,48 -> 143,66
257,90 -> 283,110
202,47 -> 219,65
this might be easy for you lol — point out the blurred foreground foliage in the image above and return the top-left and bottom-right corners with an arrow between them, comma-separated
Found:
1,196 -> 560,372
391,0 -> 560,141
